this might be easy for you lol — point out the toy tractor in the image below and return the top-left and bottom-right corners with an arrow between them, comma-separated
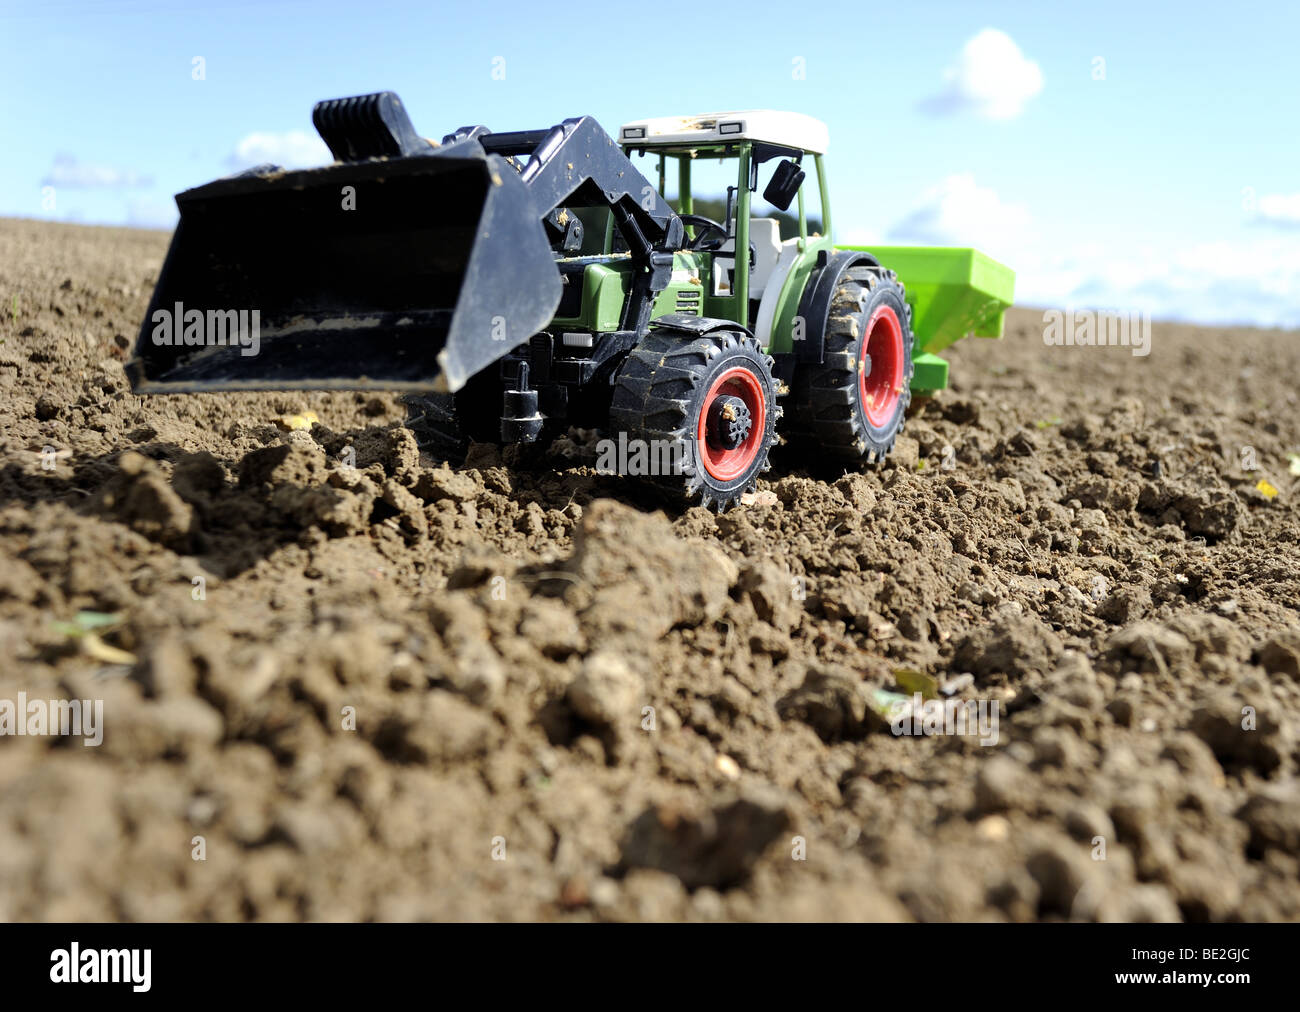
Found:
128,92 -> 1013,509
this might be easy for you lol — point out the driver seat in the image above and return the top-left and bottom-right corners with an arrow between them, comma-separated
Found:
710,217 -> 784,297
747,218 -> 783,296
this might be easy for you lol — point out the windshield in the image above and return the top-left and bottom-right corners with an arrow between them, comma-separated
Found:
625,148 -> 821,241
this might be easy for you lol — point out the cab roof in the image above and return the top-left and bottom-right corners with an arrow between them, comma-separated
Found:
618,111 -> 829,155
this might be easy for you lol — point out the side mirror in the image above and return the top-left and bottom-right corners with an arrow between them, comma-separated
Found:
763,159 -> 805,211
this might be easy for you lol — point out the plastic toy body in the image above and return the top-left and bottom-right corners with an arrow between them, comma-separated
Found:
128,93 -> 1014,509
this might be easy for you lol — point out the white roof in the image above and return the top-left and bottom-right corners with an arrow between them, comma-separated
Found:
618,111 -> 828,155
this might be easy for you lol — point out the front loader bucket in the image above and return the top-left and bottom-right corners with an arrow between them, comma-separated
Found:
128,153 -> 562,396
838,245 -> 1015,392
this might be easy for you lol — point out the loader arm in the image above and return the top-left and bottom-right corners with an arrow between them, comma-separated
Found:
475,115 -> 686,335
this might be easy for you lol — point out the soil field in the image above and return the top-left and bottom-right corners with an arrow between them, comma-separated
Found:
1,216 -> 1298,922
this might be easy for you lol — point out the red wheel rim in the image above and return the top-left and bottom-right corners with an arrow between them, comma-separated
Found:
696,366 -> 766,482
860,304 -> 904,429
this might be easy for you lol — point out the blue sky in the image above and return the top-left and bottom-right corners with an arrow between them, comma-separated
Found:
3,0 -> 1298,326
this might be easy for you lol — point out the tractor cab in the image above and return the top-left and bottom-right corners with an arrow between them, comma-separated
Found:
614,111 -> 833,337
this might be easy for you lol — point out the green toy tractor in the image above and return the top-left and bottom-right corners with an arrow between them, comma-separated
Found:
128,92 -> 1014,509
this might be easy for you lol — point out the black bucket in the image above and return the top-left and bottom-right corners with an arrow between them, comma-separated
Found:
127,151 -> 561,395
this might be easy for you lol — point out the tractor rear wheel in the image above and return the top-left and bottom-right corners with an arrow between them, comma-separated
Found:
610,325 -> 779,510
792,266 -> 914,461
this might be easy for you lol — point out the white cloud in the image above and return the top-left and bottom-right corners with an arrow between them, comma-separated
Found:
42,153 -> 153,189
227,130 -> 331,171
879,174 -> 1300,328
922,29 -> 1043,120
1255,192 -> 1300,229
1014,238 -> 1300,329
887,173 -> 1032,262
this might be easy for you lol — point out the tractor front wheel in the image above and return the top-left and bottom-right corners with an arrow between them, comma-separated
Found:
610,325 -> 779,510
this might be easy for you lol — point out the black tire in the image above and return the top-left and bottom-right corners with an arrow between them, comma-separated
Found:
402,370 -> 502,462
610,326 -> 779,510
791,266 -> 914,462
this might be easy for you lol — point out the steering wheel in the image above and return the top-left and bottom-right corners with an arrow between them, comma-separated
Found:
678,213 -> 728,251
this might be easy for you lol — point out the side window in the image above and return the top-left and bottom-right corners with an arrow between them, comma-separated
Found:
752,157 -> 823,241
802,159 -> 825,239
627,150 -> 677,213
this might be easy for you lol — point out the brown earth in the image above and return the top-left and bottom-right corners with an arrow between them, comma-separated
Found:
1,216 -> 1299,922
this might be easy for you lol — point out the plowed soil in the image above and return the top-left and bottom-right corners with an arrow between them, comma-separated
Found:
2,217 -> 1299,922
